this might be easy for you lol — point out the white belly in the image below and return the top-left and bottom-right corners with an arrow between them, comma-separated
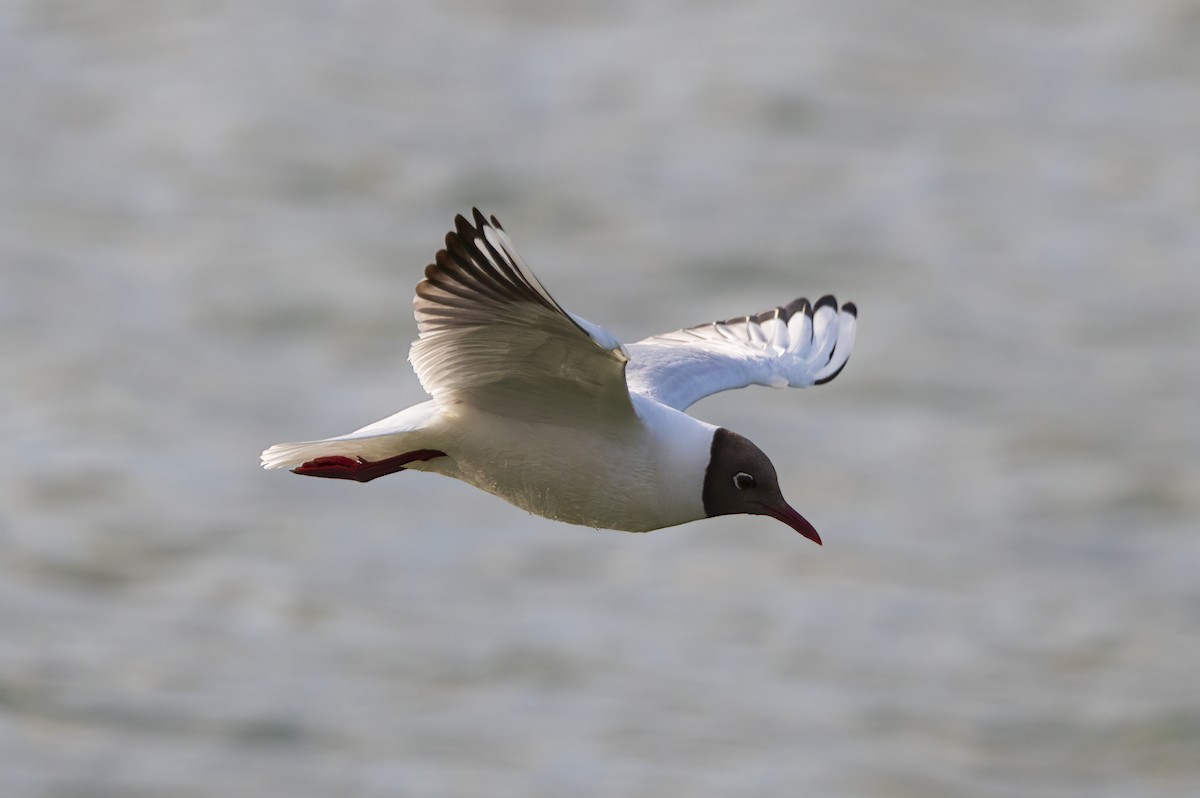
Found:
416,398 -> 714,532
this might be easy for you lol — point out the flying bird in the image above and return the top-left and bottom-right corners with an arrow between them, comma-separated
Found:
262,210 -> 856,543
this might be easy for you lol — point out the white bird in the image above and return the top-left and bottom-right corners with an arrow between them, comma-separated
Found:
262,210 -> 857,544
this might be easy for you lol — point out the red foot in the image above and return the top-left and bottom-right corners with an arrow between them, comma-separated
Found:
292,449 -> 446,483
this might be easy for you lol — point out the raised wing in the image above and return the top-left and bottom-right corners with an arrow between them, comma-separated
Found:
409,209 -> 634,424
624,296 -> 857,411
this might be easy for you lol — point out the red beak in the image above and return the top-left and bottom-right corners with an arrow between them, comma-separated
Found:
764,503 -> 823,546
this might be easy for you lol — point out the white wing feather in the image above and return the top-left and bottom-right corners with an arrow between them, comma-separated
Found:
624,297 -> 857,411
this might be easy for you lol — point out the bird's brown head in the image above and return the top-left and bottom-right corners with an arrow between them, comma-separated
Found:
701,427 -> 822,545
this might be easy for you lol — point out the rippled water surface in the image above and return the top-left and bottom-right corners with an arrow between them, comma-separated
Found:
3,2 -> 1198,796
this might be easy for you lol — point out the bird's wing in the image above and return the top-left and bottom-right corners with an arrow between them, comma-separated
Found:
624,296 -> 857,411
409,209 -> 634,424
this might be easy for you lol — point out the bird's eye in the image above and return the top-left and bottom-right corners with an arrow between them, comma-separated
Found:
733,472 -> 755,490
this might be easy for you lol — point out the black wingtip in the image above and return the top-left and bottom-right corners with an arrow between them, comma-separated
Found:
814,360 -> 848,386
470,207 -> 489,230
842,301 -> 857,317
455,213 -> 479,240
750,306 -> 782,324
782,297 -> 811,319
814,295 -> 838,312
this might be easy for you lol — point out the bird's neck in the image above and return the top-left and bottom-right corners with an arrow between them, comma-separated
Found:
632,396 -> 717,530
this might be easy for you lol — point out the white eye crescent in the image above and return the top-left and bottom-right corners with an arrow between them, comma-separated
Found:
733,472 -> 755,490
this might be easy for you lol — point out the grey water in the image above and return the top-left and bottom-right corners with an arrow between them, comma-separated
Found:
2,1 -> 1198,796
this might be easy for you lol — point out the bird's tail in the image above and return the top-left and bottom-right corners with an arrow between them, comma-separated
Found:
260,401 -> 442,471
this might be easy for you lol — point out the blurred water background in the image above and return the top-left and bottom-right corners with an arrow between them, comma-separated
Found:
2,1 -> 1198,796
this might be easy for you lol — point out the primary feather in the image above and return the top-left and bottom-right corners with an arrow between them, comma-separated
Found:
625,296 -> 857,410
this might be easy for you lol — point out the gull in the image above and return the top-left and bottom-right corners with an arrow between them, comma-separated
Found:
261,210 -> 856,543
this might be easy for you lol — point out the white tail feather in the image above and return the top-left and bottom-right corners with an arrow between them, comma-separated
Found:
260,400 -> 441,470
261,436 -> 397,470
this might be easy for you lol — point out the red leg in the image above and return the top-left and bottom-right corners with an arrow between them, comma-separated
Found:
292,449 -> 446,483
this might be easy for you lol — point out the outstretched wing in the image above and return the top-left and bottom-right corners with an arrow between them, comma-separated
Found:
624,296 -> 857,411
409,209 -> 634,424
